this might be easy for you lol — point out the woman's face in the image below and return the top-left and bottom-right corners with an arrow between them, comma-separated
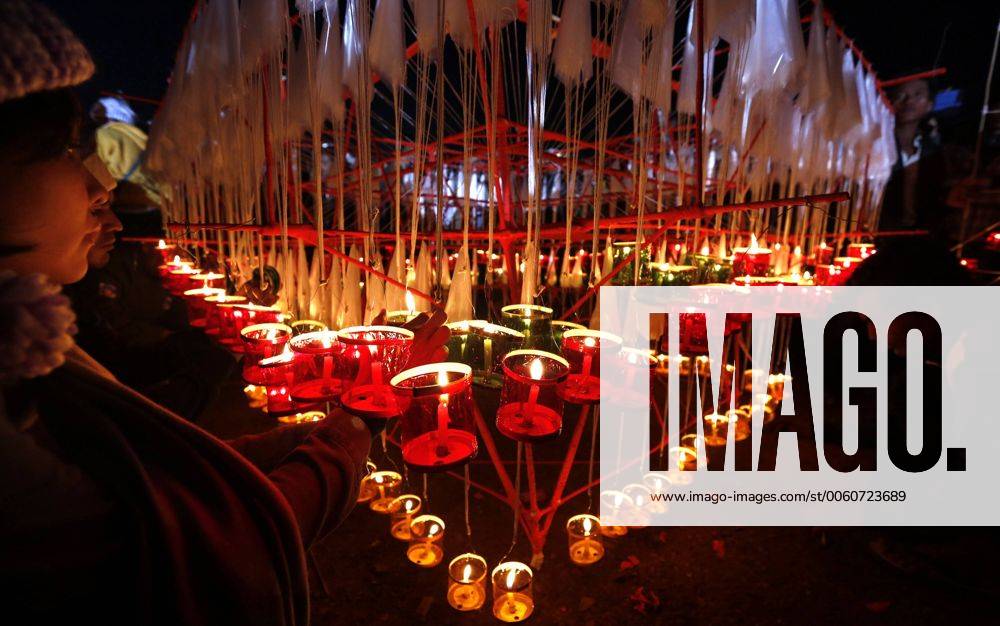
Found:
0,149 -> 110,284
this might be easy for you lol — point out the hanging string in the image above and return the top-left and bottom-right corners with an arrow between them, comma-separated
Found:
587,409 -> 598,512
501,441 -> 523,562
463,464 -> 473,546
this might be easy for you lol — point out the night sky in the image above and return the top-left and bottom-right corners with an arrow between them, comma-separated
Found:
46,1 -> 999,139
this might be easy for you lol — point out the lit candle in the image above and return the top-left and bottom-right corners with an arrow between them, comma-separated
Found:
598,490 -> 631,537
447,553 -> 488,611
388,494 -> 422,541
523,358 -> 543,423
405,290 -> 416,317
567,514 -> 604,565
704,412 -> 729,446
436,369 -> 451,456
406,514 -> 445,567
390,362 -> 477,470
491,562 -> 534,622
368,470 -> 403,513
369,345 -> 383,386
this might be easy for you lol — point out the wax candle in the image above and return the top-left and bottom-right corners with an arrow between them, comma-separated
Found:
703,412 -> 729,447
257,349 -> 300,416
472,323 -> 524,388
491,562 -> 534,622
813,241 -> 833,265
447,553 -> 488,611
406,514 -> 445,567
387,494 -> 422,541
496,350 -> 569,442
166,265 -> 200,295
566,514 -> 604,565
391,363 -> 477,471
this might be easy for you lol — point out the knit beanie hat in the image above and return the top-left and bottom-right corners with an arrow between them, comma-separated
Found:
0,0 -> 94,104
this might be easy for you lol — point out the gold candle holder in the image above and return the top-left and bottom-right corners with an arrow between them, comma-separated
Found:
447,553 -> 488,611
566,514 -> 604,565
387,494 -> 422,541
491,561 -> 534,622
623,483 -> 654,526
356,461 -> 379,503
406,514 -> 445,567
367,470 -> 403,513
598,490 -> 630,537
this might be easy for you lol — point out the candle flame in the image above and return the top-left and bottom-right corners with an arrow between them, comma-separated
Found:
405,290 -> 415,313
437,368 -> 449,388
172,255 -> 181,264
505,568 -> 517,590
428,523 -> 439,536
157,239 -> 166,249
749,234 -> 759,251
529,358 -> 544,380
582,516 -> 593,535
374,474 -> 384,484
462,563 -> 472,582
405,500 -> 413,512
700,244 -> 710,256
583,337 -> 596,348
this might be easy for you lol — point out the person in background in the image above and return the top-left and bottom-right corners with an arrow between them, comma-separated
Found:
65,94 -> 231,421
0,2 -> 446,622
878,79 -> 949,237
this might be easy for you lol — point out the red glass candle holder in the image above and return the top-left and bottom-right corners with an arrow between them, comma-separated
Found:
204,294 -> 247,336
390,363 -> 477,471
227,304 -> 285,353
166,266 -> 200,294
257,351 -> 300,416
833,257 -> 859,283
190,271 -> 226,290
289,330 -> 347,404
559,329 -> 623,405
182,287 -> 225,327
337,325 -> 414,419
811,242 -> 834,266
157,254 -> 191,279
240,323 -> 292,384
813,264 -> 843,285
154,239 -> 175,262
846,243 -> 875,260
496,349 -> 569,442
731,247 -> 772,277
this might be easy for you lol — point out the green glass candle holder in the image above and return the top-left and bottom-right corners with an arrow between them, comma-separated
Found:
500,304 -> 559,353
610,241 -> 651,285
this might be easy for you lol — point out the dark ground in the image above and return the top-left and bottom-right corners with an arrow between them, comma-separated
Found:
200,367 -> 1000,626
